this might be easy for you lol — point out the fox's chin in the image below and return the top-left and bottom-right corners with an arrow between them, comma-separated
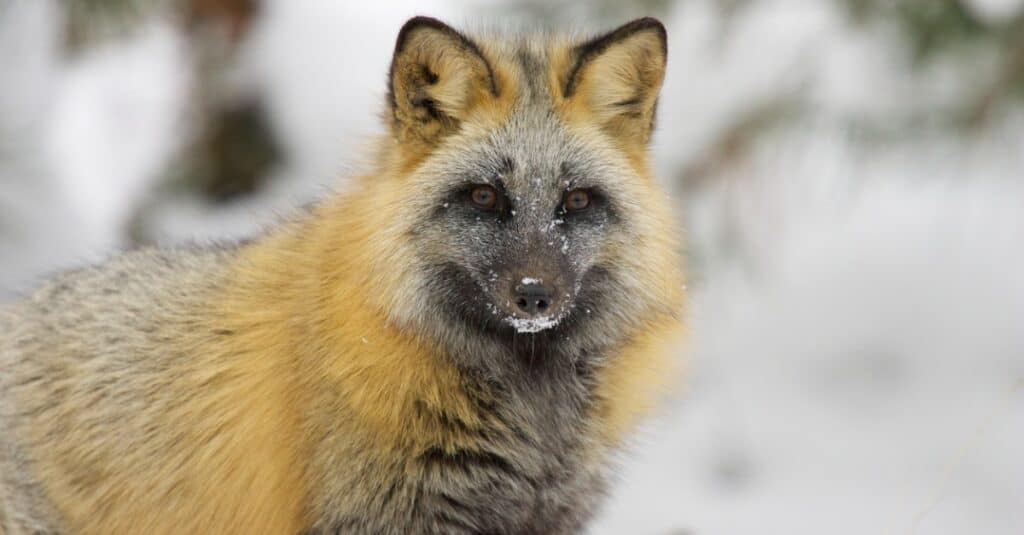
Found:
456,296 -> 585,350
477,302 -> 576,338
502,314 -> 563,334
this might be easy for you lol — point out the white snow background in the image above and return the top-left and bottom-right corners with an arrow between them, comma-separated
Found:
1,1 -> 1022,533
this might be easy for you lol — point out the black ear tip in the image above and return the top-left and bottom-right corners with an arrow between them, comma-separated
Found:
395,16 -> 455,54
400,15 -> 449,32
626,16 -> 667,44
631,17 -> 665,30
623,17 -> 667,58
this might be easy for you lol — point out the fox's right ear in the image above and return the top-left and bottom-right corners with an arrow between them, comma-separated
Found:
561,18 -> 667,150
387,17 -> 498,151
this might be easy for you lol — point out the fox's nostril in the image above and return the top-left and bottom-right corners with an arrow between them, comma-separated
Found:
513,282 -> 555,316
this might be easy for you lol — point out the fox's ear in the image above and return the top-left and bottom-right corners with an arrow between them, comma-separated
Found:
562,18 -> 667,148
388,17 -> 498,148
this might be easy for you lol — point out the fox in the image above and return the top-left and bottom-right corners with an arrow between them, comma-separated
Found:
0,16 -> 685,535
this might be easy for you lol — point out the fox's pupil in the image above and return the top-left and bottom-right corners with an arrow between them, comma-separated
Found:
470,185 -> 497,210
565,189 -> 590,212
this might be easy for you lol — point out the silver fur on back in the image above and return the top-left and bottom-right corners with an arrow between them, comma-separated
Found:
0,246 -> 237,533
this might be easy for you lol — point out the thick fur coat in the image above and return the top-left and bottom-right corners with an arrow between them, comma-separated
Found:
0,17 -> 685,534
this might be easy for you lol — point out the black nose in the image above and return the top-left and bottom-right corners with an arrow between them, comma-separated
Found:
514,282 -> 554,316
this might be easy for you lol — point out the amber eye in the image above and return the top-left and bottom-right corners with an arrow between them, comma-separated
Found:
470,185 -> 498,210
564,189 -> 590,212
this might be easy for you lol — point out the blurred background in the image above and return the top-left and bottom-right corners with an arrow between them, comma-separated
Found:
1,0 -> 1022,533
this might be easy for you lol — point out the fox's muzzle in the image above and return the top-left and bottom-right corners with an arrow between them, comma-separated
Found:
512,280 -> 553,316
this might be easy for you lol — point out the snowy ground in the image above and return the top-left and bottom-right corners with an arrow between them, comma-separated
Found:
1,1 -> 1022,533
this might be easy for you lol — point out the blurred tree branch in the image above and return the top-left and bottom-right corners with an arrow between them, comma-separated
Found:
842,0 -> 1024,128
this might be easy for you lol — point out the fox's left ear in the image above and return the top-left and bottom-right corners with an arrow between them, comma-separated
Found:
562,18 -> 667,148
388,17 -> 499,150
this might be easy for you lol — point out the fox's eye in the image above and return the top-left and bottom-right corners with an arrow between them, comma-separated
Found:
470,185 -> 498,210
563,189 -> 590,212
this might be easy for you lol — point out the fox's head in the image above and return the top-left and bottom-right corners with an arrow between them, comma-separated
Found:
329,17 -> 684,372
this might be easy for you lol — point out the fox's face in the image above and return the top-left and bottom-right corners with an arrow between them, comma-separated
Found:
369,17 -> 682,367
413,114 -> 633,338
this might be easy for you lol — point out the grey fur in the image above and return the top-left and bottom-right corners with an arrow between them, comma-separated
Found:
0,248 -> 238,533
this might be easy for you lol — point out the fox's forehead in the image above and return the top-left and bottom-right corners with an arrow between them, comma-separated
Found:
484,39 -> 635,186
405,33 -> 645,203
420,109 -> 620,203
490,36 -> 572,103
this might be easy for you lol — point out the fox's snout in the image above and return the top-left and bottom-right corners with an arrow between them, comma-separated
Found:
512,280 -> 555,317
495,253 -> 573,326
